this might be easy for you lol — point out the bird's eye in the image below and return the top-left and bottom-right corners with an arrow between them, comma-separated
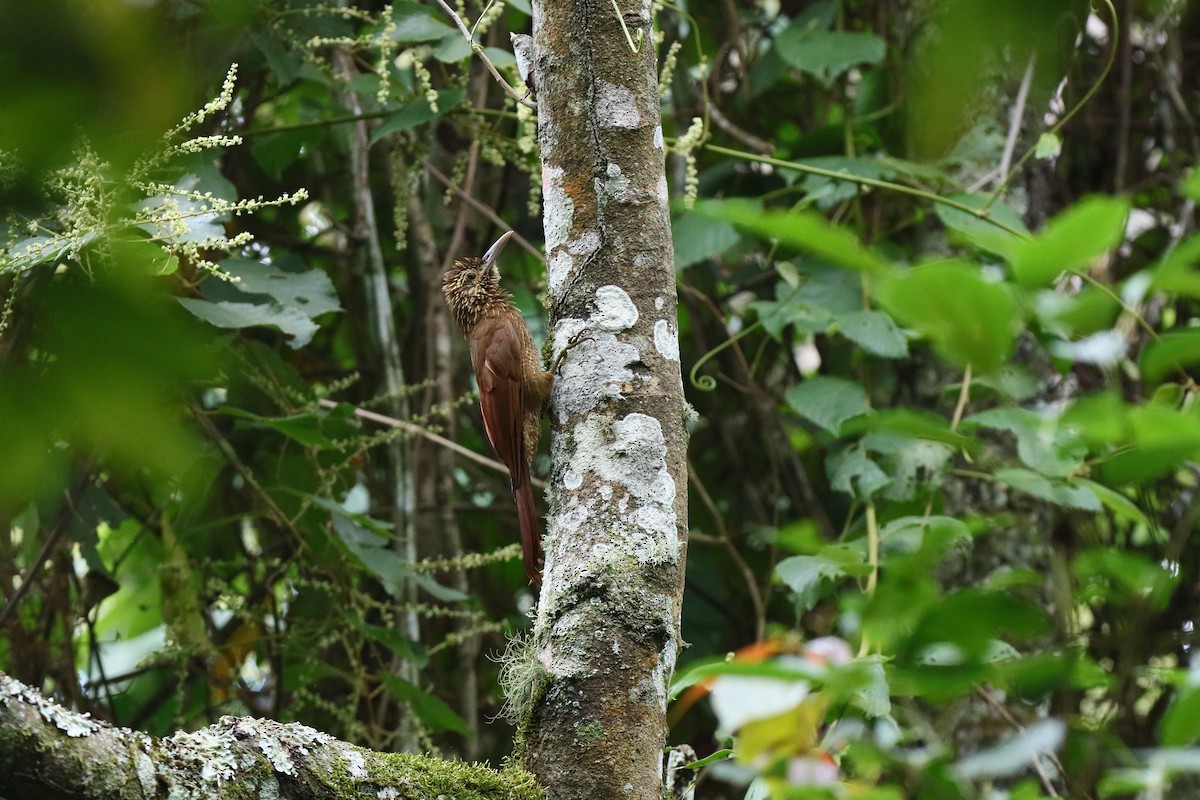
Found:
464,270 -> 477,281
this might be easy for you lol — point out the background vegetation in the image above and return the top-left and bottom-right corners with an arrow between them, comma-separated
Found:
2,0 -> 1199,797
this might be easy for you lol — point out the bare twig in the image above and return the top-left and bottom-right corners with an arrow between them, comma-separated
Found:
317,399 -> 543,489
432,0 -> 536,110
687,461 -> 765,641
424,161 -> 544,262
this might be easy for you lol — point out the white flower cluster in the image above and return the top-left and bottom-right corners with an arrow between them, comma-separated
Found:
673,116 -> 707,209
0,63 -> 310,283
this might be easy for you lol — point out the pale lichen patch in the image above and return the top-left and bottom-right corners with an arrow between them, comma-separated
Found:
596,80 -> 640,129
594,285 -> 638,332
345,746 -> 368,779
550,329 -> 638,421
547,249 -> 573,300
1,674 -> 103,738
564,413 -> 680,568
654,319 -> 679,361
542,164 -> 573,252
568,228 -> 600,257
653,125 -> 663,149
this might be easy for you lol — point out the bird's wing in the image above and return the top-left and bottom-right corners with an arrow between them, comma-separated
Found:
472,317 -> 528,489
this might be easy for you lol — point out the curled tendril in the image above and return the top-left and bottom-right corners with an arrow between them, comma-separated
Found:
688,320 -> 763,391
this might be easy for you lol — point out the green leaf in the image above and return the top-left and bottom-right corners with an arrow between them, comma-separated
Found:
776,549 -> 864,609
828,445 -> 891,500
221,408 -> 334,447
750,280 -> 833,340
835,309 -> 908,357
994,468 -> 1101,511
776,28 -> 886,87
879,515 -> 971,556
964,407 -> 1087,479
1162,687 -> 1200,746
785,376 -> 870,435
378,674 -> 470,735
389,5 -> 454,43
683,749 -> 733,769
432,32 -> 471,62
1182,167 -> 1200,202
672,212 -> 740,268
1076,479 -> 1149,527
371,88 -> 466,143
1140,329 -> 1200,386
180,259 -> 341,348
1034,132 -> 1062,159
179,298 -> 320,348
860,431 -> 953,502
1151,231 -> 1200,297
1008,195 -> 1130,288
842,408 -> 979,454
222,258 -> 342,317
877,260 -> 1018,373
695,199 -> 892,276
935,193 -> 1028,256
853,662 -> 891,718
357,623 -> 428,665
1095,405 -> 1200,484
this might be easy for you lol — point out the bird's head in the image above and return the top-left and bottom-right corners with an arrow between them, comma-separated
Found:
442,230 -> 514,329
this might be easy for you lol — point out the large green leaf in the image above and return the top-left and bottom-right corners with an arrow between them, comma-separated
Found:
695,199 -> 892,276
964,407 -> 1087,479
877,260 -> 1018,373
179,258 -> 341,348
1139,329 -> 1200,386
1008,195 -> 1130,288
935,193 -> 1028,256
994,468 -> 1101,511
673,212 -> 740,269
776,548 -> 866,610
371,88 -> 466,142
378,674 -> 470,735
785,376 -> 870,435
835,309 -> 908,357
776,27 -> 886,87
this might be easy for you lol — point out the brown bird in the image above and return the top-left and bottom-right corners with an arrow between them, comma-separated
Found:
442,231 -> 551,584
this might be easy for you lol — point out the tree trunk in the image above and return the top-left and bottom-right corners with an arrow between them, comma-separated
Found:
521,0 -> 689,796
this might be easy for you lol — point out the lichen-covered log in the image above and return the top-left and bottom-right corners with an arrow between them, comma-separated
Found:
0,672 -> 540,800
521,0 -> 688,796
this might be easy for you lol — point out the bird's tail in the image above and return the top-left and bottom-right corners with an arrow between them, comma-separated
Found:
515,480 -> 543,585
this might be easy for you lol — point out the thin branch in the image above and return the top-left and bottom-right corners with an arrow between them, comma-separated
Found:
0,473 -> 89,627
317,399 -> 543,489
424,162 -> 545,261
432,0 -> 536,110
687,462 -> 765,641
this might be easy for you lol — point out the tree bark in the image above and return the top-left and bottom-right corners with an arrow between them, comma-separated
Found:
521,0 -> 688,796
0,672 -> 539,800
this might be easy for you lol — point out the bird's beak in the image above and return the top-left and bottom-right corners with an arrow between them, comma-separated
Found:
482,230 -> 514,270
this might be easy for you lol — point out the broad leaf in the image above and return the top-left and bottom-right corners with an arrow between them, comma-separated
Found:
994,468 -> 1101,511
673,212 -> 740,268
786,376 -> 870,435
936,193 -> 1028,256
1140,329 -> 1200,386
372,88 -> 466,142
836,309 -> 908,357
378,675 -> 470,735
877,259 -> 1018,373
696,199 -> 892,276
776,28 -> 886,87
1008,195 -> 1130,288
